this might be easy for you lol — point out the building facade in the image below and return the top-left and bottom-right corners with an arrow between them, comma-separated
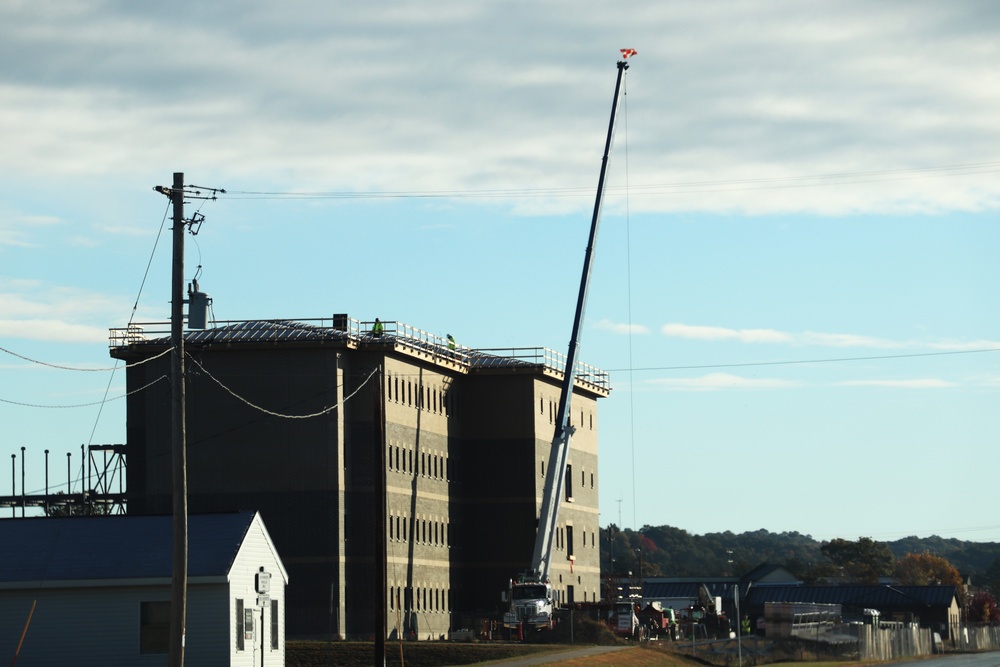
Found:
0,511 -> 286,667
110,316 -> 609,639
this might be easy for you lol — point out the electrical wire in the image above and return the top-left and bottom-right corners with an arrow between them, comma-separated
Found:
0,345 -> 171,372
220,161 -> 1000,200
79,200 -> 173,483
607,346 -> 1000,374
187,355 -> 379,419
0,375 -> 169,409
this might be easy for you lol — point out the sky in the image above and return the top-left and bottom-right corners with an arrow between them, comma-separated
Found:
2,0 -> 999,545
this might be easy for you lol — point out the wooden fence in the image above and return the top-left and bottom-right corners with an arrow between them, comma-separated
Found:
668,623 -> 1000,666
853,624 -> 933,661
954,625 -> 1000,652
668,625 -> 925,665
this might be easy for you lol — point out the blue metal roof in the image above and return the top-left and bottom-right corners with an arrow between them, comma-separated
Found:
644,579 -> 739,600
744,584 -> 958,608
0,512 -> 257,584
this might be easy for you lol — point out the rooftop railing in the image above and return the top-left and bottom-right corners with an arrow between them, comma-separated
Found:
109,317 -> 610,391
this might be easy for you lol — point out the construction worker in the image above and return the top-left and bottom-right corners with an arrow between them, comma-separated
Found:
446,334 -> 456,350
371,318 -> 384,337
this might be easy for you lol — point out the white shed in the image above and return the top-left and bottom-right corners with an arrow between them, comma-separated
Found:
0,511 -> 287,667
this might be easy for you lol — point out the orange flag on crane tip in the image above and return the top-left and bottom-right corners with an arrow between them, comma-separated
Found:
620,48 -> 638,58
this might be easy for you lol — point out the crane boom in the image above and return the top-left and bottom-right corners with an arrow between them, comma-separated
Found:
504,55 -> 633,634
531,58 -> 629,580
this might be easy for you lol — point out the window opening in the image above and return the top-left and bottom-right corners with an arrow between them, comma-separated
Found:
236,599 -> 245,651
139,601 -> 170,655
270,599 -> 279,650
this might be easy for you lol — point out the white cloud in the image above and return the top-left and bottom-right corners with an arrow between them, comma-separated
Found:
799,331 -> 901,349
646,372 -> 800,392
0,279 -> 128,343
0,211 -> 65,249
661,323 -> 792,344
1,2 -> 999,215
595,319 -> 650,335
0,319 -> 108,344
836,379 -> 957,388
661,323 -> 1000,352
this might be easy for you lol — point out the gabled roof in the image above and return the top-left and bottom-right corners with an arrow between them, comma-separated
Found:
744,584 -> 958,609
643,578 -> 738,600
741,563 -> 801,584
0,512 -> 261,586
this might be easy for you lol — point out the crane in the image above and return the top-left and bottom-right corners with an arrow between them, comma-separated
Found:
503,51 -> 634,634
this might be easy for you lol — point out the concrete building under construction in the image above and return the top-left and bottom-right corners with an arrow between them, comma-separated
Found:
109,315 -> 609,639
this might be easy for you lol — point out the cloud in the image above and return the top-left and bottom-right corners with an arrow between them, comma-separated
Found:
661,323 -> 791,344
0,211 -> 65,249
0,319 -> 108,344
595,319 -> 650,335
660,323 -> 1000,352
0,280 -> 127,343
835,379 -> 958,388
646,373 -> 799,392
1,2 -> 999,215
644,373 -> 963,392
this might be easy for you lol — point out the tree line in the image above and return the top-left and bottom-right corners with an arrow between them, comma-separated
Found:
600,523 -> 1000,601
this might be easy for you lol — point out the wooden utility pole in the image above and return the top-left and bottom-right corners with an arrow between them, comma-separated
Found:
168,171 -> 188,667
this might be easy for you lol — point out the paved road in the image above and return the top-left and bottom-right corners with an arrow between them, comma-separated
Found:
488,645 -> 635,666
889,652 -> 1000,667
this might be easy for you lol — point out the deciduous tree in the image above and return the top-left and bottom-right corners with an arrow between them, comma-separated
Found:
894,551 -> 965,598
968,591 -> 1000,625
820,537 -> 895,584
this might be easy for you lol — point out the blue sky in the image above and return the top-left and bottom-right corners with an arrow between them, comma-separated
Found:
2,1 -> 999,544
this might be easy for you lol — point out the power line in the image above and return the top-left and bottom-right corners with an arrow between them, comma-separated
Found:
608,346 -> 1000,374
0,345 -> 171,372
188,355 -> 379,419
0,375 -> 169,409
222,160 -> 1000,200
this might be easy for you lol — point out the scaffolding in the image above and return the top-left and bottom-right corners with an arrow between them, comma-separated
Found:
0,444 -> 126,517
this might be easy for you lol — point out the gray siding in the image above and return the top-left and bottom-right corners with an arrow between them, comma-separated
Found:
0,584 -> 227,667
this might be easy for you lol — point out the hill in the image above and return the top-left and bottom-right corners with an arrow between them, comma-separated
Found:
600,524 -> 1000,587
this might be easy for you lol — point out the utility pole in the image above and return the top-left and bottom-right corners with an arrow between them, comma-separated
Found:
154,174 -> 222,667
167,172 -> 188,667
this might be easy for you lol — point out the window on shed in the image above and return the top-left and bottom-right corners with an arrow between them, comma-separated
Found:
236,599 -> 245,651
139,600 -> 170,654
271,599 -> 279,650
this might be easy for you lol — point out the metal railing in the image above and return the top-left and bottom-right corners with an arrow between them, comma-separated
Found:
109,317 -> 610,390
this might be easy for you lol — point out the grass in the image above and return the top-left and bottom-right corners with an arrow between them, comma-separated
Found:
287,640 -> 564,667
286,641 -> 877,667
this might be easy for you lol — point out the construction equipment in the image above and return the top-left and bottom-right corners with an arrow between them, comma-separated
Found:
678,584 -> 731,640
638,602 -> 678,640
502,52 -> 634,634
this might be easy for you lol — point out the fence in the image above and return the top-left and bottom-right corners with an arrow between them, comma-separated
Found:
852,624 -> 933,661
954,624 -> 1000,652
670,624 -> 934,666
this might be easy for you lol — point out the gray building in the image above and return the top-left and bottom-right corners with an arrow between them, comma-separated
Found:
0,511 -> 287,667
109,316 -> 609,639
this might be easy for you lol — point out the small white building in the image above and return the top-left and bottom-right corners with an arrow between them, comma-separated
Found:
0,511 -> 287,667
